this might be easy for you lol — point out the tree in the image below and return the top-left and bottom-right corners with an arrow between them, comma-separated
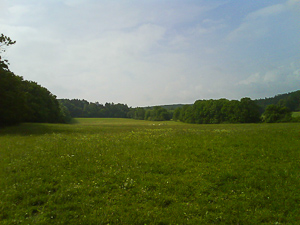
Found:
134,107 -> 146,120
0,34 -> 16,70
239,97 -> 261,123
262,105 -> 292,123
173,107 -> 181,121
22,80 -> 62,123
144,106 -> 171,121
0,34 -> 69,125
0,34 -> 26,126
174,98 -> 261,124
0,67 -> 26,126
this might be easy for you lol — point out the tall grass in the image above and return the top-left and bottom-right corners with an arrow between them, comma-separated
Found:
1,119 -> 300,224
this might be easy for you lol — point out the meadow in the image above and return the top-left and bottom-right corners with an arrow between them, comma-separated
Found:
292,111 -> 300,118
0,118 -> 300,224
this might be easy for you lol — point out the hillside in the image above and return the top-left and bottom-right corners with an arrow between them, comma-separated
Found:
146,90 -> 300,112
254,90 -> 300,112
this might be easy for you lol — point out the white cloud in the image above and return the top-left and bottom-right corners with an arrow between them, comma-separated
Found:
238,73 -> 261,85
227,23 -> 268,41
245,4 -> 286,20
189,19 -> 227,36
227,2 -> 288,41
238,62 -> 300,89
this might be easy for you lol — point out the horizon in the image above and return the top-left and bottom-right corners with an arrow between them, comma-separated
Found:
58,88 -> 300,108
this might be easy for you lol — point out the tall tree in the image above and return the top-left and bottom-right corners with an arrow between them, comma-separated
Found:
0,34 -> 69,125
0,67 -> 26,126
22,81 -> 62,123
262,105 -> 292,123
0,34 -> 16,70
0,34 -> 25,126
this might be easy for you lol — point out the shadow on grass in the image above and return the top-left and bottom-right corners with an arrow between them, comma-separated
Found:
0,121 -> 78,136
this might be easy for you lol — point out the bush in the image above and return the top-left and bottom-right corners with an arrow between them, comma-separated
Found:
262,105 -> 292,123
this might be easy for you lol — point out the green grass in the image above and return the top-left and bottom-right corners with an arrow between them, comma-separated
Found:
292,111 -> 300,118
1,119 -> 300,224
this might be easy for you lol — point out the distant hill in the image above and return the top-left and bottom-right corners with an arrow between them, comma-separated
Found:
145,90 -> 300,113
254,90 -> 300,112
143,104 -> 190,110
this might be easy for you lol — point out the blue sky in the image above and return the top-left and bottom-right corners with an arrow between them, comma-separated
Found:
1,0 -> 299,106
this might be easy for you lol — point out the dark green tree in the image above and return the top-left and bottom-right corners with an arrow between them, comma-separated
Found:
173,107 -> 181,121
239,97 -> 261,123
0,34 -> 26,126
144,106 -> 171,121
0,67 -> 26,126
174,98 -> 261,124
22,80 -> 62,123
134,107 -> 146,120
179,105 -> 194,123
262,105 -> 292,123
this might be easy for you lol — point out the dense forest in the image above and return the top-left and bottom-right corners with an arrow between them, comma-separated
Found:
173,98 -> 261,124
0,34 -> 70,126
1,33 -> 299,126
58,99 -> 130,118
58,99 -> 172,121
59,94 -> 299,124
255,90 -> 300,112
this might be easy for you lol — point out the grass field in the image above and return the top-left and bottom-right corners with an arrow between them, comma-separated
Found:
292,111 -> 300,118
1,118 -> 300,224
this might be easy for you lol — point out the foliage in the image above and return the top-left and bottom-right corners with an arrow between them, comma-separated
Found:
0,34 -> 16,69
144,104 -> 186,111
0,34 -> 69,126
1,119 -> 300,224
0,67 -> 26,126
144,106 -> 172,121
59,100 -> 173,122
174,98 -> 261,124
135,107 -> 146,120
21,81 -> 63,123
255,90 -> 300,112
262,104 -> 292,123
59,99 -> 130,118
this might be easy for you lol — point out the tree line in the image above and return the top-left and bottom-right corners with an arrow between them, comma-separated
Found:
1,34 -> 299,126
0,34 -> 70,126
255,90 -> 300,112
58,99 -> 129,118
173,98 -> 261,124
60,97 -> 297,124
58,99 -> 172,121
173,97 -> 298,124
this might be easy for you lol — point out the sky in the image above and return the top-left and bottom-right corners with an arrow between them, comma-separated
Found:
0,0 -> 300,107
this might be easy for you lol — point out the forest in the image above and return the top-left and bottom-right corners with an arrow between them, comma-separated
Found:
58,92 -> 300,124
1,33 -> 299,126
255,90 -> 300,112
0,34 -> 70,126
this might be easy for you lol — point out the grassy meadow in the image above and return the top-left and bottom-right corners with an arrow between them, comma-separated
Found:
292,111 -> 300,118
0,118 -> 300,224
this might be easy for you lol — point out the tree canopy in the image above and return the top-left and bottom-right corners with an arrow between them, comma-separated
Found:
173,98 -> 261,124
0,34 -> 69,126
58,99 -> 130,119
262,105 -> 292,123
0,34 -> 16,70
255,90 -> 300,112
